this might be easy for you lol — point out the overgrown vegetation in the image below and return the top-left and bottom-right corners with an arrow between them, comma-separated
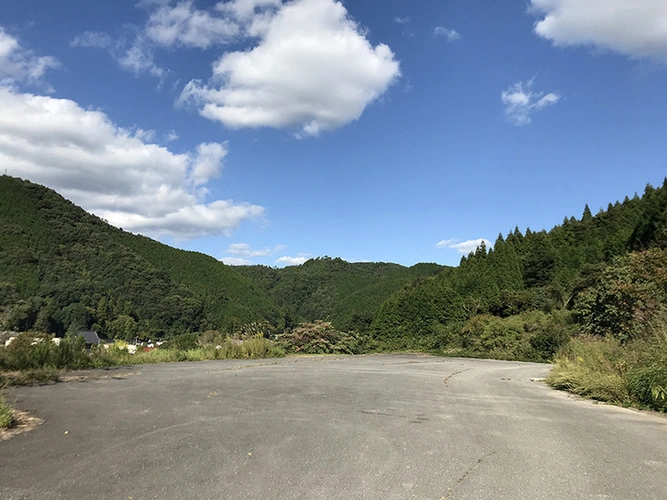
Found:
275,320 -> 371,355
547,249 -> 667,411
0,391 -> 13,428
0,331 -> 284,385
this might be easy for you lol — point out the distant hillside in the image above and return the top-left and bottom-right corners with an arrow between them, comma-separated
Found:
236,259 -> 444,331
0,176 -> 277,337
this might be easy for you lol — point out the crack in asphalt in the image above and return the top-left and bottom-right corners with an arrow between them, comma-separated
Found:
442,450 -> 496,499
443,368 -> 472,387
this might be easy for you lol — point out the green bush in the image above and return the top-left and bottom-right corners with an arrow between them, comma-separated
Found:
276,321 -> 368,355
159,332 -> 199,351
456,311 -> 573,362
575,249 -> 667,342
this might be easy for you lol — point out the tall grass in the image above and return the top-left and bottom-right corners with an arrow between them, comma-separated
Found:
0,391 -> 13,428
547,334 -> 667,411
0,333 -> 284,385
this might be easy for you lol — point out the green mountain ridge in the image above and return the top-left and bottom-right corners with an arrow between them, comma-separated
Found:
235,258 -> 445,331
0,175 -> 444,338
0,176 -> 278,337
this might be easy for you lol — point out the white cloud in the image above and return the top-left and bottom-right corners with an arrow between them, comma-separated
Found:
165,130 -> 180,142
116,39 -> 165,78
276,254 -> 309,266
71,31 -> 114,49
435,239 -> 456,249
223,243 -> 288,264
0,86 -> 264,239
146,1 -> 239,49
72,30 -> 165,78
531,0 -> 667,63
433,27 -> 460,41
394,17 -> 411,25
437,238 -> 492,255
217,0 -> 282,25
0,28 -> 59,90
179,0 -> 400,136
501,79 -> 560,126
190,142 -> 228,186
221,256 -> 252,266
226,242 -> 278,257
72,1 -> 280,79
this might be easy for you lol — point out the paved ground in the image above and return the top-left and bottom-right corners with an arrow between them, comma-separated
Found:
1,354 -> 666,499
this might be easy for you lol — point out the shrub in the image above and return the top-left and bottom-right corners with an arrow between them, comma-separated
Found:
160,332 -> 199,351
456,311 -> 573,362
275,321 -> 370,355
0,333 -> 92,371
575,249 -> 667,342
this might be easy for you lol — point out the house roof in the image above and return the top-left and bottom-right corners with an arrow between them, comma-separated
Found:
77,330 -> 101,345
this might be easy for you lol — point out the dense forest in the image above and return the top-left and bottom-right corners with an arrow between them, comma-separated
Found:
370,181 -> 667,356
0,175 -> 442,339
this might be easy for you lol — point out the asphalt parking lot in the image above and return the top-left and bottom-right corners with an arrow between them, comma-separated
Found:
1,354 -> 666,499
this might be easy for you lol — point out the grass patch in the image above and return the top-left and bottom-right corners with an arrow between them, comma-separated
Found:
0,392 -> 14,429
0,367 -> 60,387
547,334 -> 667,411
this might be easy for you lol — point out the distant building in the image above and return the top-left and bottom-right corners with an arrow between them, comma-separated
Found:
77,330 -> 102,348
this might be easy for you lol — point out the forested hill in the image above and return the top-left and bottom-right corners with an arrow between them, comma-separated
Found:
0,175 -> 278,337
235,259 -> 444,332
0,176 -> 443,338
371,179 -> 667,353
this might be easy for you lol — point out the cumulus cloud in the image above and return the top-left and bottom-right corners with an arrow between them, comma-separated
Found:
146,1 -> 239,48
179,0 -> 400,136
0,28 -> 59,89
433,27 -> 460,41
436,238 -> 492,255
0,86 -> 264,239
276,254 -> 309,266
531,0 -> 667,63
501,79 -> 560,126
394,16 -> 411,25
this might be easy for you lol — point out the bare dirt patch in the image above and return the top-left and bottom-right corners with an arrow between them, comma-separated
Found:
0,409 -> 44,441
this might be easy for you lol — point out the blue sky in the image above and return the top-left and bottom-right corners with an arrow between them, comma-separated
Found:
1,0 -> 666,267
